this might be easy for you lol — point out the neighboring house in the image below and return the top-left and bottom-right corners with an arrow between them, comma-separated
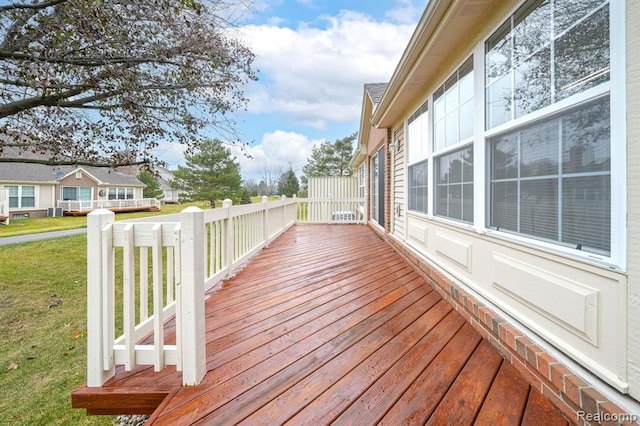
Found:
352,0 -> 640,419
0,148 -> 146,218
156,166 -> 179,204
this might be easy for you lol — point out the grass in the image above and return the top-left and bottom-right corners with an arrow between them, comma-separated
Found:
0,234 -> 110,425
0,197 -> 280,424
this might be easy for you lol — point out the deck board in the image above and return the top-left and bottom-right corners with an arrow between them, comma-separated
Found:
73,224 -> 571,425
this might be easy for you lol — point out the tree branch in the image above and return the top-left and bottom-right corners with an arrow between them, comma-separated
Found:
0,50 -> 186,67
0,86 -> 85,118
0,0 -> 67,12
0,157 -> 149,167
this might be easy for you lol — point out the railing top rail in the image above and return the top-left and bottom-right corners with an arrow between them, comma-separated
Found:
109,222 -> 181,248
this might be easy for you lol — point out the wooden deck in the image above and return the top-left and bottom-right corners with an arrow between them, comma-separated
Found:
73,224 -> 571,425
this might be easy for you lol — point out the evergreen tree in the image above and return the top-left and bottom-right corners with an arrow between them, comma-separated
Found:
239,188 -> 252,205
277,168 -> 300,197
171,139 -> 243,208
302,132 -> 357,178
137,170 -> 164,200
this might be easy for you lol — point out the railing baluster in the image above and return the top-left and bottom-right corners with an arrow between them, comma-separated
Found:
122,224 -> 136,370
151,223 -> 164,372
139,247 -> 148,321
167,246 -> 174,304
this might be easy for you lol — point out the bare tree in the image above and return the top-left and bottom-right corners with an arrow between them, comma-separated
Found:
0,0 -> 257,168
260,165 -> 282,196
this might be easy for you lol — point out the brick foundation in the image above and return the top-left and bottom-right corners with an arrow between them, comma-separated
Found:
383,233 -> 639,426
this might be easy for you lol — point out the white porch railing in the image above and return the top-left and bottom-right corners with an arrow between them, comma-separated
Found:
58,198 -> 161,213
86,194 -> 364,387
295,197 -> 365,224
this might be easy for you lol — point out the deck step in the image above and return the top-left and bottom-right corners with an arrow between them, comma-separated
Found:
72,384 -> 173,415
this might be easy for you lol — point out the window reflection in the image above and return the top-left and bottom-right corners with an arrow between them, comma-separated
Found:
488,97 -> 610,254
485,0 -> 609,129
435,147 -> 474,223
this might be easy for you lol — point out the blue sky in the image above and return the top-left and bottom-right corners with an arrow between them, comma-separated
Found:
156,0 -> 423,180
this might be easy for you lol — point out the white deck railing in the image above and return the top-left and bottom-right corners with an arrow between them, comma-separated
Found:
58,198 -> 161,213
86,195 -> 364,387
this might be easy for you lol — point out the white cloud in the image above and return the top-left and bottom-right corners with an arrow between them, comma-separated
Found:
230,130 -> 323,180
386,0 -> 423,24
152,141 -> 188,169
240,10 -> 416,127
155,2 -> 422,181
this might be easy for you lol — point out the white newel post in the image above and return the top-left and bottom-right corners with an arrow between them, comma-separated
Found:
87,209 -> 116,387
292,194 -> 297,224
262,196 -> 269,247
180,207 -> 206,385
223,199 -> 234,275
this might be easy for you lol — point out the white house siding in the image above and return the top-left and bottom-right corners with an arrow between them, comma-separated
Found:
626,1 -> 640,401
392,126 -> 405,240
383,0 -> 631,394
38,185 -> 55,210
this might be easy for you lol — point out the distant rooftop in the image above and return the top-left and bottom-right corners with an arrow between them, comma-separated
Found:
364,83 -> 388,105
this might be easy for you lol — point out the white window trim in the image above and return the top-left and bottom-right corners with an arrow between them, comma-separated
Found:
431,56 -> 475,224
609,0 -> 626,271
478,0 -> 622,271
8,185 -> 37,209
407,99 -> 430,215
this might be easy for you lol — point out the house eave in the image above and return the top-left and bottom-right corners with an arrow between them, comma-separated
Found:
372,0 -> 503,128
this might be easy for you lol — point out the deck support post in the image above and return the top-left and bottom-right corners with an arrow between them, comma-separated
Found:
87,209 -> 116,387
180,206 -> 206,385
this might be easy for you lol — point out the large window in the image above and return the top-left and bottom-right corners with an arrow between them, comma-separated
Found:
433,57 -> 474,223
489,97 -> 610,255
434,57 -> 474,151
8,185 -> 35,208
486,0 -> 610,129
108,187 -> 134,200
486,0 -> 611,257
61,186 -> 92,201
436,147 -> 474,223
358,164 -> 366,198
407,102 -> 429,214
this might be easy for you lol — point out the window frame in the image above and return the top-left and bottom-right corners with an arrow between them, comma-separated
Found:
487,95 -> 612,255
370,153 -> 379,224
481,0 -> 623,269
7,185 -> 36,209
432,56 -> 476,224
61,186 -> 92,201
108,187 -> 135,200
407,100 -> 430,215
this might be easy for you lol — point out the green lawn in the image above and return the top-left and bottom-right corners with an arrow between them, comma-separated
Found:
0,234 -> 111,425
